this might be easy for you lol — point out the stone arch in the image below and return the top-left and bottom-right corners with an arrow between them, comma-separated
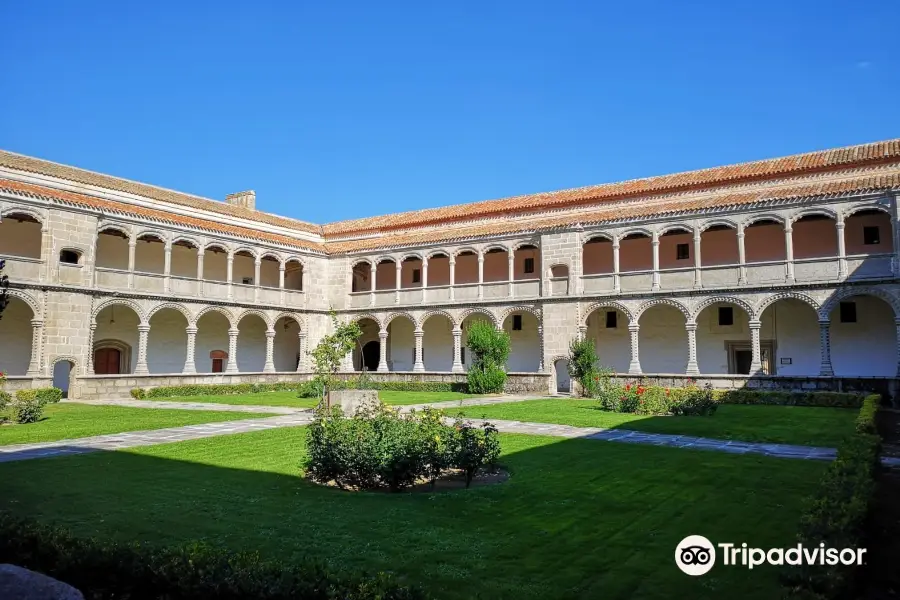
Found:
273,312 -> 305,329
1,206 -> 44,225
426,248 -> 452,259
50,354 -> 80,397
790,207 -> 838,224
743,213 -> 786,227
459,307 -> 499,327
498,305 -> 542,326
134,228 -> 168,242
97,223 -> 131,239
547,262 -> 570,277
656,223 -> 693,236
351,257 -> 374,269
844,203 -> 892,218
481,243 -> 509,254
583,231 -> 615,243
192,305 -> 235,328
170,235 -> 200,249
511,239 -> 540,251
691,296 -> 754,323
231,246 -> 258,259
582,301 -> 634,324
204,241 -> 229,253
384,311 -> 418,329
549,355 -> 571,392
282,254 -> 308,267
50,354 -> 78,369
147,302 -> 193,323
421,309 -> 456,328
236,308 -> 273,330
5,288 -> 41,317
351,313 -> 383,328
635,298 -> 691,321
619,226 -> 654,239
753,291 -> 820,320
819,287 -> 900,320
399,251 -> 425,262
699,218 -> 739,232
452,246 -> 481,257
92,298 -> 146,325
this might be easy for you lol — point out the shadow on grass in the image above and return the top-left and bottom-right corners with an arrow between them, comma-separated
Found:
0,427 -> 830,600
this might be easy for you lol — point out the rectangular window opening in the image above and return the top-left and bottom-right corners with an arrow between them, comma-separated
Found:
605,311 -> 617,329
412,269 -> 421,283
718,306 -> 734,327
512,315 -> 523,331
676,243 -> 690,260
863,226 -> 881,245
523,257 -> 535,274
840,301 -> 857,323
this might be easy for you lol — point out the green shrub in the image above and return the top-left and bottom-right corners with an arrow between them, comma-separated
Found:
566,337 -> 600,397
11,394 -> 43,424
855,394 -> 879,434
0,511 -> 424,600
134,382 -> 305,399
466,320 -> 509,394
0,390 -> 10,414
451,419 -> 501,488
717,389 -> 862,408
35,387 -> 63,404
299,378 -> 470,398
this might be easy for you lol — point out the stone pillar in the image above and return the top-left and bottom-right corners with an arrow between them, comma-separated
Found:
451,327 -> 464,373
748,320 -> 762,373
263,329 -> 276,373
627,323 -> 641,374
183,325 -> 197,374
377,330 -> 389,372
301,269 -> 308,293
413,329 -> 425,372
127,239 -> 137,289
892,214 -> 900,276
477,254 -> 485,300
86,322 -> 97,375
508,251 -> 515,298
836,218 -> 847,278
279,263 -> 285,289
578,324 -> 587,340
196,248 -> 205,297
163,241 -> 172,293
537,325 -> 545,372
693,227 -> 702,289
651,232 -> 660,291
612,238 -> 621,293
296,330 -> 307,372
370,262 -> 377,307
421,256 -> 429,304
226,252 -> 234,300
225,327 -> 239,373
134,324 -> 150,375
395,262 -> 402,305
685,321 -> 699,375
26,319 -> 43,376
818,319 -> 834,376
341,348 -> 355,372
253,258 -> 262,303
895,318 -> 900,378
39,224 -> 51,283
737,228 -> 747,285
784,224 -> 795,283
449,257 -> 456,301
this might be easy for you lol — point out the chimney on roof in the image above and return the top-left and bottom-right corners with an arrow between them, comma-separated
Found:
225,190 -> 256,211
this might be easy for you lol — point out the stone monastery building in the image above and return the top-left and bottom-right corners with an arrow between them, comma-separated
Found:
1,139 -> 899,398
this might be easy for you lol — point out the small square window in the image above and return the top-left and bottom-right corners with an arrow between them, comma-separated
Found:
241,277 -> 253,285
59,250 -> 80,264
512,315 -> 523,331
840,302 -> 857,323
676,243 -> 690,260
605,311 -> 617,329
863,226 -> 880,245
412,269 -> 421,283
524,257 -> 535,274
718,306 -> 734,326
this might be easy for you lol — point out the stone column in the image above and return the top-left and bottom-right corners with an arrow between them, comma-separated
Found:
225,327 -> 239,373
86,322 -> 97,375
737,228 -> 747,285
25,319 -> 43,376
748,320 -> 762,373
341,348 -> 355,372
651,232 -> 660,291
612,238 -> 621,293
784,224 -> 795,283
578,324 -> 587,340
134,324 -> 150,375
226,252 -> 234,300
685,321 -> 699,375
477,253 -> 485,300
693,227 -> 702,289
377,330 -> 389,372
508,251 -> 515,298
127,239 -> 137,289
818,319 -> 834,376
892,213 -> 900,276
263,329 -> 276,373
627,323 -> 641,374
183,325 -> 197,374
421,256 -> 429,304
451,327 -> 464,373
369,262 -> 377,307
537,325 -> 545,372
448,257 -> 456,301
395,262 -> 402,304
163,241 -> 172,293
296,330 -> 308,372
39,225 -> 51,283
196,248 -> 205,297
301,269 -> 308,293
895,318 -> 900,378
253,258 -> 262,303
836,218 -> 847,278
279,262 -> 286,305
413,329 -> 425,372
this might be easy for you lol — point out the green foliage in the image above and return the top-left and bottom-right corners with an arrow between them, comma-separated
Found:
717,389 -> 863,408
310,311 -> 363,397
130,387 -> 146,399
35,387 -> 63,404
134,382 -> 304,399
566,337 -> 600,397
0,259 -> 9,322
0,390 -> 10,419
304,401 -> 501,492
783,395 -> 880,599
298,379 -> 469,398
594,379 -> 717,416
465,320 -> 510,394
0,511 -> 424,600
11,394 -> 44,424
855,394 -> 879,434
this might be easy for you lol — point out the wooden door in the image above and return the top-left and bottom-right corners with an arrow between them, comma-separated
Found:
212,358 -> 224,373
94,348 -> 121,375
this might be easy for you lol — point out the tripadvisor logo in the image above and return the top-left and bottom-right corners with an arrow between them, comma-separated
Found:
675,535 -> 867,576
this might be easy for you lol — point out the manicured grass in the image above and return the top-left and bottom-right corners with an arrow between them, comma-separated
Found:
454,398 -> 856,447
146,390 -> 479,407
0,427 -> 826,599
0,404 -> 272,446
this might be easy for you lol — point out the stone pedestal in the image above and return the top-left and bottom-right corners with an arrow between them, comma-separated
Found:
330,389 -> 379,415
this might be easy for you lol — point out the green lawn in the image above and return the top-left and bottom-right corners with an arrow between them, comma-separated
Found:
0,404 -> 272,446
145,390 -> 479,408
0,427 -> 826,599
454,398 -> 856,447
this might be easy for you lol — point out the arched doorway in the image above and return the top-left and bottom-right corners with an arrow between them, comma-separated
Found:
362,341 -> 380,372
554,359 -> 571,394
52,359 -> 76,398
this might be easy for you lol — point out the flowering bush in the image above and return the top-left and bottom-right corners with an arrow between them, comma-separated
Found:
595,376 -> 716,417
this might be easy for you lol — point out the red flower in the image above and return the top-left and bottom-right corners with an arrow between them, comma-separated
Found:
665,389 -> 670,396
625,384 -> 631,391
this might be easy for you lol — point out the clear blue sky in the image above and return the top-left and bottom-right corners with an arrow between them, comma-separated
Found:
2,1 -> 898,225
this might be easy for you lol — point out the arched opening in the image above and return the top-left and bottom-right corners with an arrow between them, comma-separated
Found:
427,253 -> 450,288
421,313 -> 454,371
620,232 -> 652,272
195,311 -> 231,373
386,315 -> 417,371
554,359 -> 571,394
96,227 -> 130,270
233,250 -> 256,286
59,249 -> 82,265
351,261 -> 373,293
259,254 -> 280,288
482,248 -> 507,283
285,259 -> 304,291
794,214 -> 838,260
454,251 -> 479,285
846,210 -> 893,255
584,306 -> 630,373
694,302 -> 757,374
274,316 -> 302,371
209,350 -> 228,373
0,211 -> 42,260
658,227 -> 693,269
52,359 -> 76,398
744,219 -> 786,263
400,256 -> 424,289
134,233 -> 166,274
147,308 -> 189,374
0,297 -> 35,375
203,245 -> 229,282
828,294 -> 897,376
93,304 -> 141,374
460,312 -> 495,372
549,264 -> 570,296
699,225 -> 739,266
513,244 -> 540,280
502,311 -> 540,372
638,305 -> 687,374
582,236 -> 613,275
362,341 -> 380,372
170,239 -> 199,278
758,298 -> 819,376
236,313 -> 267,372
352,317 -> 381,371
374,259 -> 396,291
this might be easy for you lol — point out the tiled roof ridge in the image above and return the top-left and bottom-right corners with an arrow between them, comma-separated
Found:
0,149 -> 324,236
0,179 -> 325,254
322,138 -> 900,236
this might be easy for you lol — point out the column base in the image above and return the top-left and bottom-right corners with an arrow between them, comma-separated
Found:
627,362 -> 642,375
263,363 -> 276,373
182,364 -> 197,375
134,365 -> 149,376
377,365 -> 389,373
451,364 -> 465,374
819,365 -> 835,377
685,364 -> 700,376
413,364 -> 425,373
749,362 -> 762,373
225,364 -> 239,374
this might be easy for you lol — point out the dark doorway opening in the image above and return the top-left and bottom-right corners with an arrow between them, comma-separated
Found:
362,341 -> 380,372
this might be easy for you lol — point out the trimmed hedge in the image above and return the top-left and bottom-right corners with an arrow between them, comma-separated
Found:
131,382 -> 305,400
298,379 -> 468,398
783,394 -> 881,599
0,511 -> 425,599
16,387 -> 63,404
715,389 -> 863,408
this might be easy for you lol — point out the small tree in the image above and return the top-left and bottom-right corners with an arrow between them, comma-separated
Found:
567,337 -> 599,397
0,259 -> 9,322
466,320 -> 510,394
309,311 -> 362,407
